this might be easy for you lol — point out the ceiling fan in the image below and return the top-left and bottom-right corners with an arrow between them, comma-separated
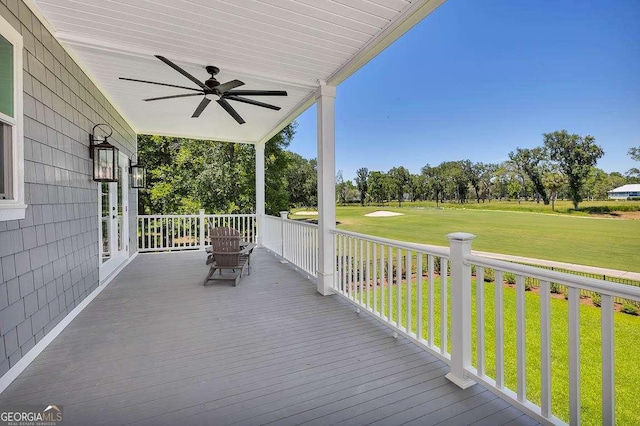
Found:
119,55 -> 287,124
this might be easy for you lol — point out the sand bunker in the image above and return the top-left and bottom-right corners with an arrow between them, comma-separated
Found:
364,211 -> 405,217
294,211 -> 318,215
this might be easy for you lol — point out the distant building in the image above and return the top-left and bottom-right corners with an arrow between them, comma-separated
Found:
608,184 -> 640,200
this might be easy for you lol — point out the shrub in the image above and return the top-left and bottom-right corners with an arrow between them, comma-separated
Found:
483,268 -> 495,282
550,282 -> 564,294
621,302 -> 640,316
504,272 -> 516,285
525,277 -> 537,291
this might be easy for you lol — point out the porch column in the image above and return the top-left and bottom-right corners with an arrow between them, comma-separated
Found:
255,142 -> 265,246
316,81 -> 336,296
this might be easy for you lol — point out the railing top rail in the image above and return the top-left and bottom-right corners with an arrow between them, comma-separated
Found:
139,213 -> 256,218
205,214 -> 256,218
282,218 -> 319,229
467,253 -> 640,301
331,228 -> 450,258
138,214 -> 199,219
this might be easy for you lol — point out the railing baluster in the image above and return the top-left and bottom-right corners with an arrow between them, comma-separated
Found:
601,294 -> 615,426
350,236 -> 355,299
440,257 -> 448,355
348,237 -> 353,298
372,243 -> 378,314
396,249 -> 402,327
406,251 -> 412,334
516,274 -> 526,403
359,239 -> 364,306
416,253 -> 422,341
476,266 -> 485,377
140,218 -> 144,250
495,270 -> 504,389
379,244 -> 384,317
388,245 -> 393,322
340,235 -> 345,293
568,286 -> 581,425
428,254 -> 434,347
366,241 -> 371,309
540,280 -> 552,418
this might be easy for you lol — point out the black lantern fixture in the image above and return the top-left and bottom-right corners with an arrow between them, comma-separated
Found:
129,154 -> 146,189
89,124 -> 118,182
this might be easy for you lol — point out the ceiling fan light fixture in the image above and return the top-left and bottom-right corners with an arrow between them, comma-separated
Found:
119,56 -> 288,124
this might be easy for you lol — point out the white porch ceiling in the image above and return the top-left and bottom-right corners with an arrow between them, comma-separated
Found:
29,0 -> 445,143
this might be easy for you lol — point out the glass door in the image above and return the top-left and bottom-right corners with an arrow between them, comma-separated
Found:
99,152 -> 129,281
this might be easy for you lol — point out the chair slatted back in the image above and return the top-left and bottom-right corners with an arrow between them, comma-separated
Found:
209,226 -> 241,267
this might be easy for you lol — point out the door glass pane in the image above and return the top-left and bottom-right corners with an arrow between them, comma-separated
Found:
0,122 -> 5,197
101,182 -> 110,262
0,35 -> 13,118
117,163 -> 123,251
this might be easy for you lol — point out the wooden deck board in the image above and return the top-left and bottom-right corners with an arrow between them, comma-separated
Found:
0,249 -> 538,426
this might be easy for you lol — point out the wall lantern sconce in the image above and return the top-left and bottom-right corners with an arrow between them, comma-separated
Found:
129,154 -> 146,189
89,124 -> 118,182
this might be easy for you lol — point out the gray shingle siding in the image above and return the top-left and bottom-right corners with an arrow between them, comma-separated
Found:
1,1 -> 138,371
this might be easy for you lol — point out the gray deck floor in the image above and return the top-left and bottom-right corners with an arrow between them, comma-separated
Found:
0,249 -> 539,426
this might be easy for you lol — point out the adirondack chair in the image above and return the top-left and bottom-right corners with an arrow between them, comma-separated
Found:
204,227 -> 252,286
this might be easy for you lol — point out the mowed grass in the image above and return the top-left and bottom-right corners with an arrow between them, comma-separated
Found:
293,203 -> 640,272
350,277 -> 640,425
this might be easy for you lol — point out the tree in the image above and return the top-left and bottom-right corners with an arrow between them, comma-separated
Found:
479,163 -> 497,202
286,153 -> 317,207
137,123 -> 296,215
355,167 -> 369,206
628,146 -> 640,179
542,171 -> 565,211
438,161 -> 469,203
421,164 -> 444,206
409,173 -> 428,201
368,171 -> 391,205
508,147 -> 550,204
388,166 -> 411,207
336,171 -> 347,205
467,162 -> 484,203
544,130 -> 604,209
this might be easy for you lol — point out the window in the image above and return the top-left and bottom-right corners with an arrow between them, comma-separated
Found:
0,15 -> 25,221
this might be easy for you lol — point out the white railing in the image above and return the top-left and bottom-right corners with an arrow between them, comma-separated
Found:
464,250 -> 640,426
331,229 -> 452,361
138,211 -> 256,252
262,215 -> 283,256
329,230 -> 640,426
262,214 -> 318,278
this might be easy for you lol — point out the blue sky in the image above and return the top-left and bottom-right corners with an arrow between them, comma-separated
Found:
287,0 -> 640,181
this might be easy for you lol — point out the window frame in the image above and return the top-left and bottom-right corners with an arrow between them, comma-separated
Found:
0,14 -> 25,221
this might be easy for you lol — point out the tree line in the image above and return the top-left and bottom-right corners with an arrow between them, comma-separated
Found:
138,127 -> 639,214
337,131 -> 639,210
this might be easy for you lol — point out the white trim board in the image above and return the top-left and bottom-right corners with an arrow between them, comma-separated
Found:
0,252 -> 138,394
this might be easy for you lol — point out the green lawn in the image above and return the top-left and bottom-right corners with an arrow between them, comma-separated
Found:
351,278 -> 640,425
293,203 -> 640,272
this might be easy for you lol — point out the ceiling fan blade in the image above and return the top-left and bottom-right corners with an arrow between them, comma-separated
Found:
217,98 -> 245,124
215,79 -> 245,93
119,77 -> 203,92
144,93 -> 204,101
225,95 -> 281,111
226,90 -> 288,96
192,97 -> 212,118
155,55 -> 207,90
